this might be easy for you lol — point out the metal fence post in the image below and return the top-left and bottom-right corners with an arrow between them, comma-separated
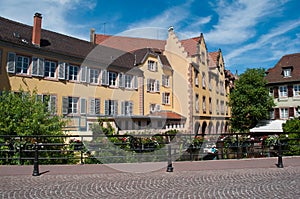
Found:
166,144 -> 173,172
276,139 -> 283,168
32,142 -> 40,176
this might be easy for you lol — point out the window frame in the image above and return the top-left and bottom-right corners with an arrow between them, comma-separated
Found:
44,60 -> 56,78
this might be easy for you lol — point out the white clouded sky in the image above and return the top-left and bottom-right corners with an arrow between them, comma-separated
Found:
1,0 -> 299,73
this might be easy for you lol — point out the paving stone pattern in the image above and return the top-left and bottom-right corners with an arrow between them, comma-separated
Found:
1,166 -> 299,199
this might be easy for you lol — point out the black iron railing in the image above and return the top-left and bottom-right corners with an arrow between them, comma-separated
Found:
0,132 -> 299,171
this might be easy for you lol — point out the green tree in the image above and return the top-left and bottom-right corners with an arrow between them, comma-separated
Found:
0,89 -> 70,165
282,117 -> 300,155
229,68 -> 275,132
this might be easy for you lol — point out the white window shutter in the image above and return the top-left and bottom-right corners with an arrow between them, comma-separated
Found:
134,76 -> 138,89
38,58 -> 44,76
80,66 -> 87,82
62,96 -> 68,114
101,70 -> 108,85
119,73 -> 125,88
114,100 -> 118,115
156,104 -> 161,111
146,79 -> 150,91
86,68 -> 90,83
32,57 -> 38,76
129,102 -> 133,115
89,98 -> 95,114
162,92 -> 165,104
95,98 -> 100,114
121,101 -> 125,115
104,100 -> 109,115
58,62 -> 65,79
155,62 -> 158,71
65,63 -> 69,80
162,75 -> 165,86
7,52 -> 16,73
49,95 -> 57,114
80,98 -> 87,114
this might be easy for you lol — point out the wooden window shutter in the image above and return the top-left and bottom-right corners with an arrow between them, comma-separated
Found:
274,87 -> 279,98
289,107 -> 294,117
288,85 -> 293,97
104,100 -> 109,115
274,108 -> 280,119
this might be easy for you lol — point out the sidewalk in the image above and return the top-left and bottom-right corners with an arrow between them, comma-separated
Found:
1,156 -> 300,176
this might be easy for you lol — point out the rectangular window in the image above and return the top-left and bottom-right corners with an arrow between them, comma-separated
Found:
220,81 -> 224,95
62,97 -> 79,114
216,99 -> 219,114
162,92 -> 170,105
69,97 -> 79,114
202,72 -> 206,89
125,75 -> 133,88
16,55 -> 30,74
89,69 -> 99,84
104,100 -> 118,116
150,104 -> 160,113
202,96 -> 206,113
280,108 -> 288,119
44,60 -> 56,78
194,70 -> 199,86
220,101 -> 225,114
37,94 -> 57,114
295,107 -> 300,117
108,71 -> 117,86
283,69 -> 291,77
270,110 -> 275,119
89,98 -> 100,115
148,60 -> 157,71
162,75 -> 170,87
69,65 -> 79,81
294,85 -> 300,97
208,75 -> 212,90
195,94 -> 199,113
279,86 -> 287,97
147,79 -> 158,92
121,101 -> 133,115
269,87 -> 274,96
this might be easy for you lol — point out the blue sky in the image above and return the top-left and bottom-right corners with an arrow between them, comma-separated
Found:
1,0 -> 299,74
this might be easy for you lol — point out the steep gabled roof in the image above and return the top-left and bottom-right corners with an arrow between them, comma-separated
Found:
0,16 -> 96,60
265,53 -> 300,84
208,51 -> 220,67
95,34 -> 166,52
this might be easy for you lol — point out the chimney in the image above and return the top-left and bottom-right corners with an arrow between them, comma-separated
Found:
90,28 -> 95,44
32,13 -> 42,46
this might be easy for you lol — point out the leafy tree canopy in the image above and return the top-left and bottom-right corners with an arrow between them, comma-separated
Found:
0,89 -> 66,136
229,68 -> 275,132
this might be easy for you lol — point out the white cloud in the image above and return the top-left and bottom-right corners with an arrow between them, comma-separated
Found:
0,0 -> 96,40
205,0 -> 286,45
226,19 -> 300,63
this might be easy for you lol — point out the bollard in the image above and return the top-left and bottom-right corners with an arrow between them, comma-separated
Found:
32,142 -> 40,176
276,140 -> 283,168
166,144 -> 173,172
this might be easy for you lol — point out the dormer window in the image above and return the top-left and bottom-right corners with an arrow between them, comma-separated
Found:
282,67 -> 292,77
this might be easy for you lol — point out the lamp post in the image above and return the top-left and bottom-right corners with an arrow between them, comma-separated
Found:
32,142 -> 40,176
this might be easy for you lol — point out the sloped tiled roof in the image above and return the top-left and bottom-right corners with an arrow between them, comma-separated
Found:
181,38 -> 198,56
208,51 -> 220,67
265,53 -> 300,84
95,34 -> 166,52
148,111 -> 186,120
0,16 -> 96,59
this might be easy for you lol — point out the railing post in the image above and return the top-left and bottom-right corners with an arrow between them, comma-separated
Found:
166,144 -> 173,172
276,139 -> 283,168
32,142 -> 40,176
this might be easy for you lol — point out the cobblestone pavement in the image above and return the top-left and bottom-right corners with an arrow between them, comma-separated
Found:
1,158 -> 300,199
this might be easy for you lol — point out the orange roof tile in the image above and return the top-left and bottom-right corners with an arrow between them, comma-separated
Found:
148,111 -> 186,120
95,34 -> 166,52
